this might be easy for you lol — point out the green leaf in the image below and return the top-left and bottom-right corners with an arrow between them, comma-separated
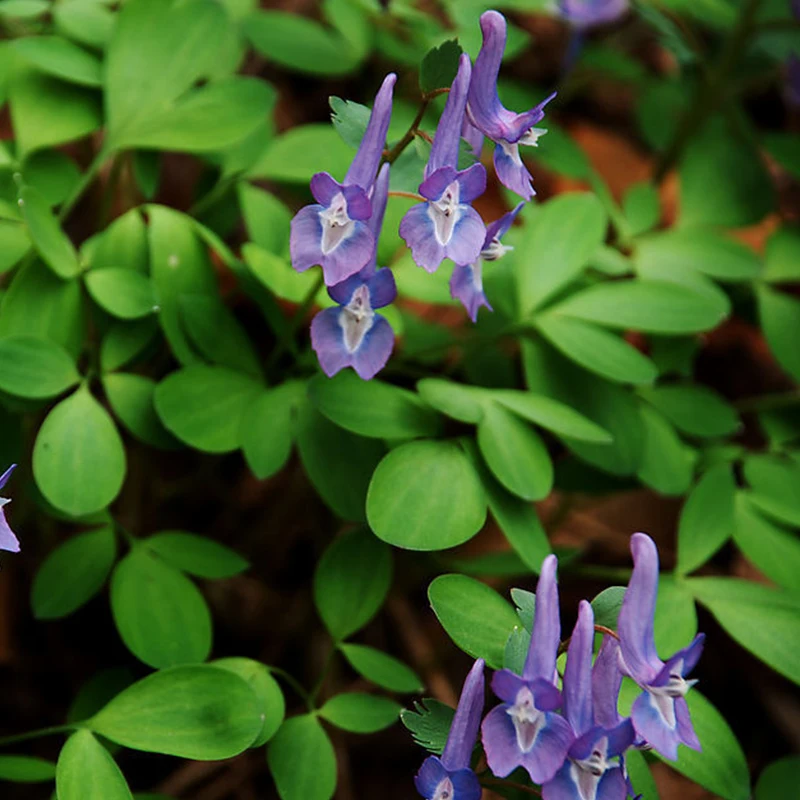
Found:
319,693 -> 400,733
491,389 -> 612,444
90,208 -> 149,272
535,314 -> 658,385
0,336 -> 79,399
309,372 -> 441,440
110,548 -> 212,669
549,280 -> 727,334
132,151 -> 161,200
22,149 -> 81,206
85,269 -> 156,320
0,219 -> 30,274
90,665 -> 263,759
296,403 -> 385,521
100,318 -> 158,373
31,526 -> 116,619
676,464 -> 736,575
758,285 -> 800,383
241,382 -> 304,480
641,384 -> 740,438
145,531 -> 249,579
56,730 -> 133,800
367,440 -> 486,551
764,132 -> 800,180
242,244 -> 321,304
0,0 -> 49,18
102,372 -> 179,449
238,184 -> 291,255
624,749 -> 660,800
0,755 -> 57,782
419,39 -> 462,94
530,122 -> 592,179
689,577 -> 800,684
477,403 -> 552,501
763,226 -> 800,283
33,386 -> 126,516
154,365 -> 261,453
313,527 -> 392,641
329,96 -> 369,149
636,404 -> 694,496
623,181 -> 660,236
428,574 -> 519,669
517,193 -> 607,314
416,378 -> 486,424
19,185 -> 80,278
654,576 -> 698,658
53,0 -> 115,50
338,643 -> 422,693
11,35 -> 102,87
212,657 -> 285,747
400,698 -> 454,755
590,586 -> 626,629
267,715 -> 336,800
743,453 -> 800,527
733,494 -> 800,592
756,756 -> 800,800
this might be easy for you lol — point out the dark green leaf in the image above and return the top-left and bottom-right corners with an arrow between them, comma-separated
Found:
22,149 -> 81,206
743,453 -> 800,527
0,755 -> 56,782
338,644 -> 422,693
624,749 -> 660,800
319,693 -> 401,733
0,336 -> 79,399
763,226 -> 800,283
641,384 -> 740,438
145,531 -> 249,579
238,183 -> 291,255
654,576 -> 698,658
419,39 -> 462,94
267,715 -> 336,800
19,185 -> 80,278
400,699 -> 454,755
756,756 -> 800,800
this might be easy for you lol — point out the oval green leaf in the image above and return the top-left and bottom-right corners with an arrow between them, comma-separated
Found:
19,184 -> 80,278
145,531 -> 249,579
338,643 -> 422,693
318,693 -> 401,734
56,730 -> 132,800
85,268 -> 156,320
0,335 -> 79,399
267,715 -> 336,800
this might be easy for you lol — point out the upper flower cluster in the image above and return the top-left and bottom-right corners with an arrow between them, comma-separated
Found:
414,533 -> 704,799
289,10 -> 555,381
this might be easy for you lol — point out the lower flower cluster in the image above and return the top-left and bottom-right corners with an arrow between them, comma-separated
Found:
414,533 -> 704,800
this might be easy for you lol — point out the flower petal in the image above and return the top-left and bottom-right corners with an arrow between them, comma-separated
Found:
482,703 -> 523,778
520,713 -> 574,784
462,117 -> 484,158
564,600 -> 594,737
443,206 -> 485,267
450,262 -> 492,322
310,307 -> 353,377
320,220 -> 374,286
289,204 -> 325,273
542,762 -> 583,800
592,636 -> 623,729
414,756 -> 449,798
310,172 -> 343,206
524,554 -> 561,682
399,203 -> 446,273
365,267 -> 397,309
455,163 -> 487,204
596,766 -> 629,800
491,670 -> 527,703
449,768 -> 482,800
675,695 -> 701,752
427,54 -> 472,175
630,689 -> 680,761
560,0 -> 630,29
484,202 -> 525,247
493,142 -> 535,201
0,464 -> 16,492
441,659 -> 485,772
0,506 -> 19,553
419,166 -> 458,201
351,313 -> 394,380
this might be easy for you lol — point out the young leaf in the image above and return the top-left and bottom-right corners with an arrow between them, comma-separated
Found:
0,336 -> 80,399
0,755 -> 57,782
33,386 -> 126,516
419,39 -> 462,94
640,384 -> 740,438
636,404 -> 694,496
338,643 -> 423,693
242,244 -> 322,304
329,96 -> 369,149
56,730 -> 133,800
31,526 -> 117,619
367,439 -> 487,550
319,693 -> 401,734
110,548 -> 212,669
758,285 -> 800,383
313,527 -> 392,641
89,665 -> 263,760
743,453 -> 800,527
428,574 -> 519,669
756,756 -> 800,800
145,531 -> 249,579
400,699 -> 454,755
11,35 -> 103,87
623,181 -> 660,236
85,268 -> 157,320
267,715 -> 337,800
19,185 -> 80,278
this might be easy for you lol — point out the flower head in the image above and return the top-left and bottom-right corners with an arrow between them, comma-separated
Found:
0,464 -> 19,553
558,0 -> 629,29
400,54 -> 487,273
415,659 -> 485,800
617,533 -> 704,761
468,11 -> 555,200
291,73 -> 396,286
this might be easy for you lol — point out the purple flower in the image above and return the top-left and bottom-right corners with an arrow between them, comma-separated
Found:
450,202 -> 523,322
400,54 -> 487,273
481,555 -> 573,784
0,464 -> 19,553
542,603 -> 634,800
290,73 -> 396,286
415,659 -> 485,800
559,0 -> 629,29
310,163 -> 396,380
617,533 -> 704,761
468,11 -> 555,200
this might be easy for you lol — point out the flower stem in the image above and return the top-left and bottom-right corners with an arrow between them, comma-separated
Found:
58,148 -> 111,222
0,724 -> 78,748
309,644 -> 337,705
268,667 -> 314,712
385,97 -> 431,164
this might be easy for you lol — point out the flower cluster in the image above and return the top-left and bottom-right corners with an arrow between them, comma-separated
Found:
0,464 -> 19,554
414,533 -> 704,799
289,10 -> 554,380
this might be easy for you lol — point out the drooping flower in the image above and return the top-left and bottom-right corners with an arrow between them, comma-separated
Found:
399,54 -> 487,273
481,555 -> 573,784
310,163 -> 396,380
558,0 -> 629,29
0,464 -> 19,553
468,11 -> 555,200
450,201 -> 523,321
290,73 -> 396,286
617,533 -> 704,761
415,659 -> 485,800
542,603 -> 634,800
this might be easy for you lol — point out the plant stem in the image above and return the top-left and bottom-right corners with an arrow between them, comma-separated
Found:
309,644 -> 337,705
59,148 -> 111,223
734,388 -> 800,413
189,175 -> 237,218
265,273 -> 325,371
0,724 -> 77,748
385,97 -> 431,164
269,667 -> 314,712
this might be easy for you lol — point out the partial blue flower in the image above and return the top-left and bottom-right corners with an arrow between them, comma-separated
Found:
450,202 -> 523,321
0,464 -> 19,553
617,533 -> 704,761
415,659 -> 485,800
482,555 -> 573,784
400,54 -> 487,273
310,164 -> 397,380
468,11 -> 555,200
559,0 -> 629,29
542,602 -> 634,800
290,73 -> 396,286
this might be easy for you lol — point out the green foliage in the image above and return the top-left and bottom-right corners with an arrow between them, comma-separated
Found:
145,532 -> 249,579
419,39 -> 463,94
319,693 -> 401,733
756,756 -> 800,800
400,699 -> 455,755
85,268 -> 156,320
0,755 -> 57,782
56,730 -> 133,800
0,336 -> 80,399
338,643 -> 422,693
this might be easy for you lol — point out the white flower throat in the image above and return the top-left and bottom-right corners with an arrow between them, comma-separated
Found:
429,181 -> 461,246
432,777 -> 454,800
339,284 -> 374,353
507,686 -> 545,753
320,192 -> 355,254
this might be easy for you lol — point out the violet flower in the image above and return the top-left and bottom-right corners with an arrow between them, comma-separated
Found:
617,533 -> 704,761
468,11 -> 555,201
291,73 -> 396,286
0,464 -> 19,553
481,555 -> 573,784
399,54 -> 487,273
450,201 -> 523,322
542,603 -> 634,800
415,659 -> 485,800
558,0 -> 629,29
310,163 -> 396,380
